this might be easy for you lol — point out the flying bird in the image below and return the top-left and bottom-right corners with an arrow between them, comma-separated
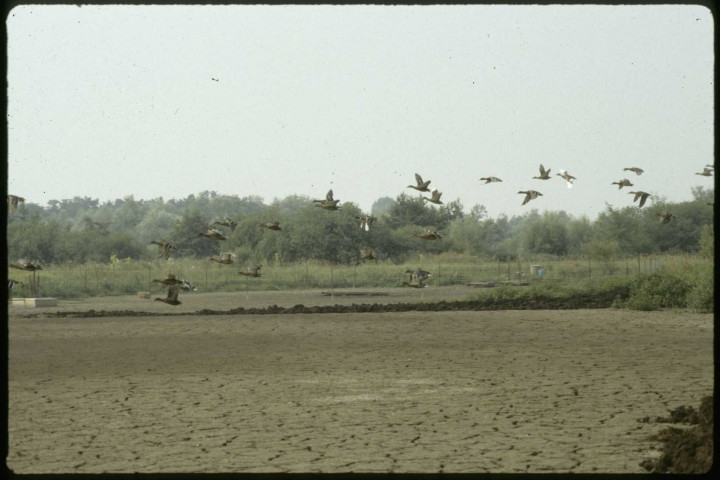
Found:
313,190 -> 341,210
150,240 -> 174,259
556,169 -> 576,188
179,279 -> 197,291
408,173 -> 432,192
258,221 -> 282,231
152,274 -> 183,286
656,212 -> 676,224
624,167 -> 644,175
155,284 -> 181,305
479,176 -> 502,184
413,229 -> 443,240
8,279 -> 24,300
210,253 -> 236,265
518,190 -> 543,205
238,265 -> 264,277
628,191 -> 652,208
612,179 -> 633,189
360,248 -> 376,261
9,261 -> 42,271
7,195 -> 25,216
213,217 -> 238,231
199,229 -> 227,241
313,189 -> 338,204
695,168 -> 713,177
533,164 -> 551,180
405,268 -> 431,283
356,215 -> 377,231
423,189 -> 443,205
315,201 -> 341,211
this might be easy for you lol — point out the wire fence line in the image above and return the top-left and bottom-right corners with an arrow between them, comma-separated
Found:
8,254 -> 707,300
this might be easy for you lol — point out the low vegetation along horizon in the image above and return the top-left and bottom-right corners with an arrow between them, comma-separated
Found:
8,252 -> 713,313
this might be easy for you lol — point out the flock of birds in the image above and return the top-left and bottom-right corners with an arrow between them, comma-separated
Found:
7,163 -> 715,303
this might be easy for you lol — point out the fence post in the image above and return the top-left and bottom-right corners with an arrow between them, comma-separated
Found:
330,263 -> 334,300
626,257 -> 629,276
588,257 -> 592,278
437,265 -> 441,286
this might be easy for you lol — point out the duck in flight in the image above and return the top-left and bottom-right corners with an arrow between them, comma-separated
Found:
624,167 -> 644,176
656,212 -> 676,224
238,265 -> 264,277
628,191 -> 652,208
479,176 -> 502,184
210,253 -> 236,265
258,221 -> 282,231
152,274 -> 183,286
150,240 -> 174,259
213,217 -> 238,231
313,190 -> 341,210
533,164 -> 551,180
155,284 -> 181,305
7,195 -> 25,216
556,169 -> 576,188
518,190 -> 543,205
356,215 -> 377,231
408,173 -> 431,192
10,261 -> 42,271
423,189 -> 443,205
612,178 -> 633,189
360,248 -> 376,261
199,229 -> 228,241
413,229 -> 443,240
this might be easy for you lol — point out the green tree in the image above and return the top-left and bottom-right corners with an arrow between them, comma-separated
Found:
170,209 -> 218,258
517,210 -> 570,256
371,196 -> 396,218
592,204 -> 653,254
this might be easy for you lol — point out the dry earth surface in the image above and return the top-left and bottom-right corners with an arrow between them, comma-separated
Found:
7,291 -> 713,474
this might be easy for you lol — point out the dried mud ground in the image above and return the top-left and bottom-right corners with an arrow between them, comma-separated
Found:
7,291 -> 714,473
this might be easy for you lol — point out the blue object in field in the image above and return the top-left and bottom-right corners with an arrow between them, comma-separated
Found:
538,269 -> 545,276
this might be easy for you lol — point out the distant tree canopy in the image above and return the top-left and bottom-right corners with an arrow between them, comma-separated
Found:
6,187 -> 714,265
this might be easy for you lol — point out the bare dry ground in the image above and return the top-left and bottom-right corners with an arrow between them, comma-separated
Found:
7,294 -> 713,473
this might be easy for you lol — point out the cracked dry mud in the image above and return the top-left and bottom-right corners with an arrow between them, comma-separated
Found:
7,300 -> 713,473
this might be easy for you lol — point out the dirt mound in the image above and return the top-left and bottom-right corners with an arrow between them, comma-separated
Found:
640,396 -> 713,473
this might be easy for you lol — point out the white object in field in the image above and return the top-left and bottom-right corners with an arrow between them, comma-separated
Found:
12,297 -> 58,307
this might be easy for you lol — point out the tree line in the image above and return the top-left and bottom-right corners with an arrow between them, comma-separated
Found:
6,187 -> 714,265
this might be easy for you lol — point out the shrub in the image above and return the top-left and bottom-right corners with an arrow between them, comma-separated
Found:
684,263 -> 714,313
625,272 -> 691,310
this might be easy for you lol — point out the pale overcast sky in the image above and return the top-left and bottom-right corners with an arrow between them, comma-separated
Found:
6,4 -> 714,219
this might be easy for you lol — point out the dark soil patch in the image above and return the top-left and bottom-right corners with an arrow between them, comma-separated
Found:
640,396 -> 713,473
17,293 -> 624,319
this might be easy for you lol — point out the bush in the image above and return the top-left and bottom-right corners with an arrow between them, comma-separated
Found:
684,263 -> 714,313
624,290 -> 663,311
625,272 -> 691,310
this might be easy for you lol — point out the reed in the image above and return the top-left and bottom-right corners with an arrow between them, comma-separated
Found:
8,253 -> 712,303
